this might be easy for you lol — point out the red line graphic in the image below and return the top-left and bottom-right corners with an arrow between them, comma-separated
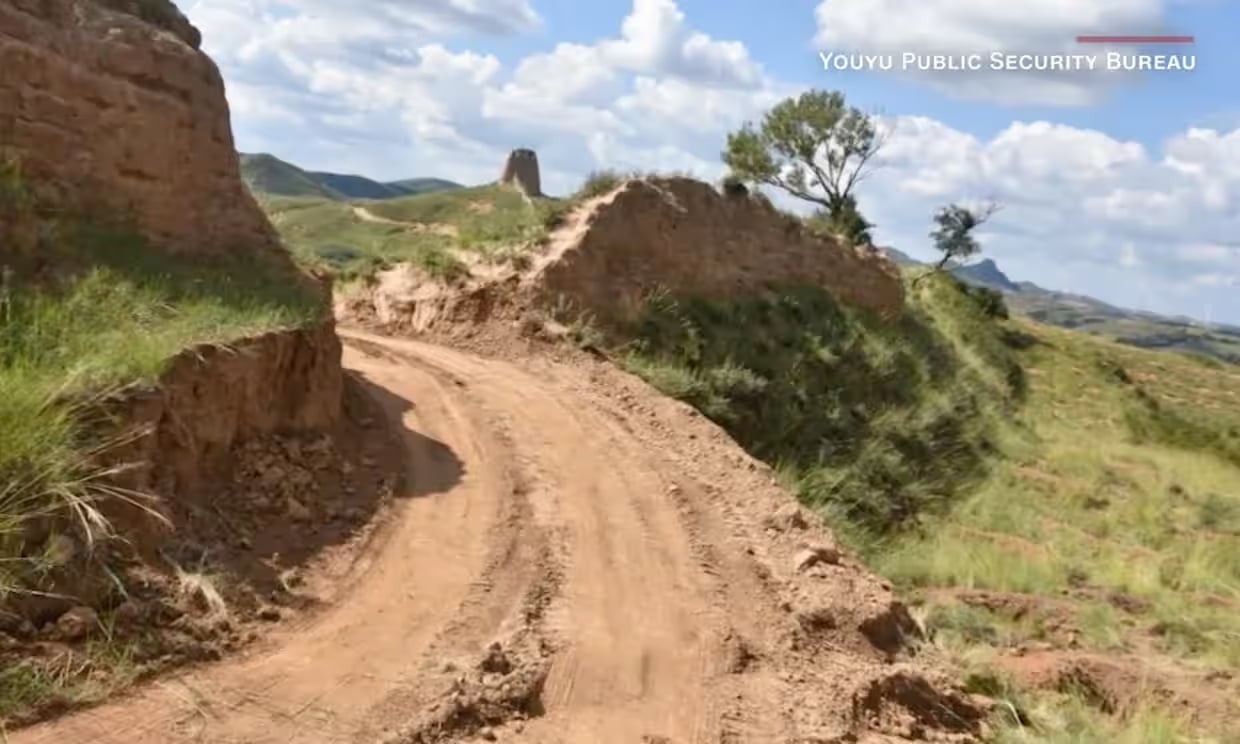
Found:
1076,35 -> 1194,43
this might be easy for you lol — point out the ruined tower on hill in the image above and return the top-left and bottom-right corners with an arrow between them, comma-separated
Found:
500,148 -> 542,197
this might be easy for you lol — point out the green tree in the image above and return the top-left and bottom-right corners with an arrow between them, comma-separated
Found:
722,89 -> 884,241
915,201 -> 1001,285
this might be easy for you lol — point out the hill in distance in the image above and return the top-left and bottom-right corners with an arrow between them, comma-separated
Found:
882,249 -> 1240,365
239,153 -> 463,201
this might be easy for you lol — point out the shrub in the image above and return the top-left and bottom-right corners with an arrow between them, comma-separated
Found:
2,221 -> 320,602
575,170 -> 624,200
621,276 -> 1020,538
959,283 -> 1010,319
720,175 -> 749,198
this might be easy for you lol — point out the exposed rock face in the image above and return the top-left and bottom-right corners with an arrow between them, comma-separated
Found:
538,178 -> 905,323
0,0 -> 280,257
499,148 -> 542,197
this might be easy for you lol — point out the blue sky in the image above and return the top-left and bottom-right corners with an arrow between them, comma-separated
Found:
186,0 -> 1240,324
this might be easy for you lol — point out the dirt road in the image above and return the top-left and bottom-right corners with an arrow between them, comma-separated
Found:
12,332 -> 981,743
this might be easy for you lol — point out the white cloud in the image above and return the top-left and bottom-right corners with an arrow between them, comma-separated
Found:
598,0 -> 763,88
855,115 -> 1240,319
508,44 -> 620,104
1189,273 -> 1238,288
1120,243 -> 1143,268
814,0 -> 1177,105
1179,243 -> 1240,264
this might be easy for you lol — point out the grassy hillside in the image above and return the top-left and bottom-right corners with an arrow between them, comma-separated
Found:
616,273 -> 1240,742
1010,293 -> 1240,365
622,278 -> 1022,536
1,162 -> 322,621
257,185 -> 568,280
882,249 -> 1240,366
307,172 -> 400,200
239,154 -> 341,200
239,153 -> 462,201
387,177 -> 464,196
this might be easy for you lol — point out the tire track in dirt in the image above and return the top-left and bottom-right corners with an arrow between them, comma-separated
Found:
10,331 -> 984,743
358,333 -> 748,743
9,342 -> 504,744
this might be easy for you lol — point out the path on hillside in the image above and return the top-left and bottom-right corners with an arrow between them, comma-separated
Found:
351,205 -> 404,226
12,332 -> 979,744
352,205 -> 458,236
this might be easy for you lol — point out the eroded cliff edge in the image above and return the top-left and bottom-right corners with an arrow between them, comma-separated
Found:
0,0 -> 278,256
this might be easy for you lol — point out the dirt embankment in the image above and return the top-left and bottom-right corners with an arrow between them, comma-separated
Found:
338,178 -> 905,336
0,0 -> 279,257
1,323 -> 398,703
537,178 -> 904,324
105,321 -> 343,505
13,332 -> 988,743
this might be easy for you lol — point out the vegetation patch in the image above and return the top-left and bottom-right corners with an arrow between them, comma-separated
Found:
620,274 -> 1024,540
260,184 -> 573,280
1,214 -> 322,607
614,224 -> 1237,739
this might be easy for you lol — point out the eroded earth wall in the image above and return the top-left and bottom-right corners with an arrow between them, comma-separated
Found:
0,0 -> 280,256
539,178 -> 906,324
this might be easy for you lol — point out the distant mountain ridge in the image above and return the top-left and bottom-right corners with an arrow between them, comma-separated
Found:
950,258 -> 1021,292
880,247 -> 1240,364
238,153 -> 463,201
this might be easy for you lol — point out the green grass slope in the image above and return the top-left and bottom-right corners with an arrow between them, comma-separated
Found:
615,272 -> 1239,742
307,172 -> 402,200
882,250 -> 1240,366
1010,293 -> 1240,365
239,153 -> 341,200
1,163 -> 322,616
258,184 -> 568,280
386,177 -> 464,196
622,278 -> 1023,536
240,153 -> 463,201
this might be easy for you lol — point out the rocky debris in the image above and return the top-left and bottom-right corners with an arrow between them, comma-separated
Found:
55,607 -> 99,641
114,600 -> 147,628
858,601 -> 924,657
102,323 -> 344,533
233,435 -> 337,520
796,607 -> 838,632
994,649 -> 1239,730
0,0 -> 284,257
765,503 -> 812,532
794,543 -> 842,572
0,371 -> 400,728
286,497 -> 312,522
851,669 -> 987,741
379,656 -> 550,744
499,148 -> 542,197
479,642 -> 514,675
